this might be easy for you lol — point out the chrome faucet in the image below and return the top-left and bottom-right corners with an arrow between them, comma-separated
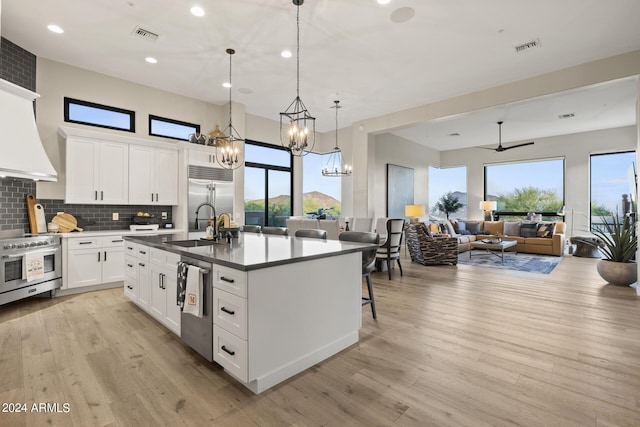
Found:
194,202 -> 216,235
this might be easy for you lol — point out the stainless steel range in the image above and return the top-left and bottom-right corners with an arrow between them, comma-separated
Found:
0,231 -> 62,306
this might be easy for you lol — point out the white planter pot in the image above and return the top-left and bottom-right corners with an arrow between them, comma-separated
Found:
596,259 -> 637,286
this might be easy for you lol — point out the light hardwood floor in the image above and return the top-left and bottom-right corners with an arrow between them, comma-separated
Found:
1,253 -> 639,426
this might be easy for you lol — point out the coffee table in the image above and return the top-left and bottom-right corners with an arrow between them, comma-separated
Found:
470,239 -> 518,263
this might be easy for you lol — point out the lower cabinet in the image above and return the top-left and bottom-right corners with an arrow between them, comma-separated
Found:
66,236 -> 125,289
124,244 -> 180,336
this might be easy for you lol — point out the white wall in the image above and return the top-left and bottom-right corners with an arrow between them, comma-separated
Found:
439,125 -> 637,235
35,58 -> 224,200
372,133 -> 440,219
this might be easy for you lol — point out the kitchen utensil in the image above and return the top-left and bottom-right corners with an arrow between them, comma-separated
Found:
25,193 -> 38,234
35,204 -> 46,233
51,213 -> 83,233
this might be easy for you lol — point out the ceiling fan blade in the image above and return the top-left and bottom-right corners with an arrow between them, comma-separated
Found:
501,141 -> 535,151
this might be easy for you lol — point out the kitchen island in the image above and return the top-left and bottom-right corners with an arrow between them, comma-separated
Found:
123,232 -> 375,394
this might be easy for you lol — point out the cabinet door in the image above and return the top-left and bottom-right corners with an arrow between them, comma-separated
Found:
102,248 -> 125,283
67,248 -> 102,289
66,138 -> 99,203
98,142 -> 129,204
163,265 -> 180,335
149,264 -> 165,320
136,261 -> 151,311
155,149 -> 178,205
188,149 -> 216,166
128,145 -> 155,204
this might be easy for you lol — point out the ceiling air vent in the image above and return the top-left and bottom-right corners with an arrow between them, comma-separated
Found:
558,113 -> 575,119
132,26 -> 159,41
448,132 -> 460,137
514,38 -> 541,54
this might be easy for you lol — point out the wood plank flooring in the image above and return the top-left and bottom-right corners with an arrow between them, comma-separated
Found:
1,253 -> 639,426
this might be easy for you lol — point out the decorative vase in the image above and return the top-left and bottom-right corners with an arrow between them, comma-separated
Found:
596,259 -> 637,286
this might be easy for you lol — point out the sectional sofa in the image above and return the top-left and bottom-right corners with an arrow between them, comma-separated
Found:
438,220 -> 566,257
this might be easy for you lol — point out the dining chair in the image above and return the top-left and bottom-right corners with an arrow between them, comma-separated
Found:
294,228 -> 327,239
374,217 -> 389,245
241,225 -> 261,233
261,226 -> 289,236
319,219 -> 340,240
352,217 -> 374,232
339,231 -> 380,319
375,218 -> 404,280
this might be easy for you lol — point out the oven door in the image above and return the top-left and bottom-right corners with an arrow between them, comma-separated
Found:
0,246 -> 62,293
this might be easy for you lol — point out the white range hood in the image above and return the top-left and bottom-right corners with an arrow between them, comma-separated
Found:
0,78 -> 57,181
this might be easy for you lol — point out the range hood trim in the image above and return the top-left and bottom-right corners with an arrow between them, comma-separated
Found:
0,78 -> 58,182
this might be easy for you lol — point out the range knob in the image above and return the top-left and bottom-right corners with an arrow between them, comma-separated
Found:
37,241 -> 46,246
3,244 -> 11,249
16,243 -> 25,249
29,242 -> 37,247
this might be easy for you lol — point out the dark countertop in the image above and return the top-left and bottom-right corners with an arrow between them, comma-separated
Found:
124,233 -> 376,271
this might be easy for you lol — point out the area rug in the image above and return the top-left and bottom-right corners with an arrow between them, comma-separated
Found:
457,251 -> 563,274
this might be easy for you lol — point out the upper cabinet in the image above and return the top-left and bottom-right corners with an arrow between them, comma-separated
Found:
188,147 -> 217,167
66,137 -> 129,204
60,126 -> 180,206
129,146 -> 178,205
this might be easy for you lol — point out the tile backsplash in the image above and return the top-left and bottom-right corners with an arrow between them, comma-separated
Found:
0,178 -> 173,232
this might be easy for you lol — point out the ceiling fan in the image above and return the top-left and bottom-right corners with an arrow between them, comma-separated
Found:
482,121 -> 534,152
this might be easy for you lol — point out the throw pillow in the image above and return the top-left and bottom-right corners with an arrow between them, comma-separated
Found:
520,222 -> 539,238
438,223 -> 448,234
444,220 -> 458,237
457,221 -> 467,232
537,222 -> 556,238
503,221 -> 521,236
458,229 -> 471,235
466,222 -> 481,234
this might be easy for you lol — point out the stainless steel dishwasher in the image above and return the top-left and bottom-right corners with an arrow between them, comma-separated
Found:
180,255 -> 214,362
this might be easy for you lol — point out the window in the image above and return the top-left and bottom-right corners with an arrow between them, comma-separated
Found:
64,97 -> 135,132
149,115 -> 200,141
484,158 -> 564,219
590,151 -> 636,231
429,166 -> 467,219
244,141 -> 292,227
302,152 -> 342,218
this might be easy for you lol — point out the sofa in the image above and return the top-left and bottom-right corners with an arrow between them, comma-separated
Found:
436,220 -> 566,257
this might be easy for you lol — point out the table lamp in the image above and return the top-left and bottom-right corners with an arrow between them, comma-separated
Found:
404,205 -> 425,223
479,201 -> 497,221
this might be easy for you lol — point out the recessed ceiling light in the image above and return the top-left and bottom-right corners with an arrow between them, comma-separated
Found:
47,24 -> 64,34
377,0 -> 391,4
145,57 -> 158,64
222,82 -> 231,88
190,6 -> 205,17
281,50 -> 292,58
390,7 -> 415,23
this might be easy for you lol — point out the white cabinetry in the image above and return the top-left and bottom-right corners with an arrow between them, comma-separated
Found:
65,137 -> 128,204
188,148 -> 217,167
129,146 -> 178,205
149,248 -> 181,335
66,236 -> 125,289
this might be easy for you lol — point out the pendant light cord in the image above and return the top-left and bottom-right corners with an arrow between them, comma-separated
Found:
296,3 -> 300,98
335,101 -> 339,149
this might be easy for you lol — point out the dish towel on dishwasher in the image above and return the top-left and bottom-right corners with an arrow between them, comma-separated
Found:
183,264 -> 203,318
24,252 -> 45,282
177,262 -> 188,309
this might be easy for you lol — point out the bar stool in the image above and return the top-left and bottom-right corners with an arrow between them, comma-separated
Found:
294,228 -> 327,239
261,226 -> 289,236
339,231 -> 380,319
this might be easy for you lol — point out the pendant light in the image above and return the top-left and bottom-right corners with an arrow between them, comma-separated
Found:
213,48 -> 244,170
322,100 -> 352,177
279,0 -> 315,157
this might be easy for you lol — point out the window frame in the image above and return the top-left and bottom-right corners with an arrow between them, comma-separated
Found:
148,114 -> 200,141
244,140 -> 294,226
64,97 -> 135,132
483,157 -> 566,219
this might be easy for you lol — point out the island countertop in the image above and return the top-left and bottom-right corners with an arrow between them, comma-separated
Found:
124,232 -> 376,271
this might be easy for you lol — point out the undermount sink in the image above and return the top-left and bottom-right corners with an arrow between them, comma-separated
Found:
168,239 -> 222,248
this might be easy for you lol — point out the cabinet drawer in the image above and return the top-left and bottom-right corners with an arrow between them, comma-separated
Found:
213,265 -> 247,298
213,326 -> 248,382
213,289 -> 247,340
68,237 -> 100,249
101,236 -> 125,248
124,241 -> 137,255
136,245 -> 150,261
124,278 -> 136,301
150,247 -> 181,267
124,255 -> 137,279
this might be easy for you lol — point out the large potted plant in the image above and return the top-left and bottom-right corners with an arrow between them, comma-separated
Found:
588,210 -> 637,286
